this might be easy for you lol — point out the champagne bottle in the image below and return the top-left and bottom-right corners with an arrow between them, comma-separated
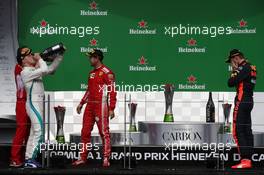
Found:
40,42 -> 66,61
206,92 -> 215,122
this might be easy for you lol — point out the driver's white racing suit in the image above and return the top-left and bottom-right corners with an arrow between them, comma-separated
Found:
21,56 -> 63,160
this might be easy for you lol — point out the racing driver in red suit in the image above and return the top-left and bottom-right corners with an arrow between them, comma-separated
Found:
72,49 -> 116,167
10,48 -> 31,167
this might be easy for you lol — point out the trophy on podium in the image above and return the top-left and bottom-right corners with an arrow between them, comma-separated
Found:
222,103 -> 232,133
54,106 -> 66,143
128,103 -> 137,132
163,84 -> 175,122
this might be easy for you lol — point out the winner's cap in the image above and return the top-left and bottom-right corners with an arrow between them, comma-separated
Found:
225,49 -> 244,63
16,46 -> 32,65
86,49 -> 104,60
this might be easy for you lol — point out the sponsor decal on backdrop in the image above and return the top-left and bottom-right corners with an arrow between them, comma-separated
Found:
178,75 -> 206,90
129,20 -> 157,35
162,128 -> 202,142
178,38 -> 206,53
80,1 -> 108,16
80,38 -> 108,53
129,56 -> 157,71
30,19 -> 100,38
230,19 -> 256,34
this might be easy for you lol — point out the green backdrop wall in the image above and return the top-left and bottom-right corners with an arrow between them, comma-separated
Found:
18,0 -> 264,91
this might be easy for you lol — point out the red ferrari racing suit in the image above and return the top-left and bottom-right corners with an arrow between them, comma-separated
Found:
10,64 -> 30,163
80,65 -> 116,160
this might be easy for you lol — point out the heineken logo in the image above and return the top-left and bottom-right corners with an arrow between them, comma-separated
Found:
80,38 -> 108,53
138,56 -> 148,65
90,38 -> 98,46
230,18 -> 256,34
178,75 -> 206,90
187,38 -> 197,46
138,20 -> 148,28
30,19 -> 100,37
129,56 -> 156,71
40,19 -> 48,27
80,1 -> 108,16
187,75 -> 197,84
178,38 -> 206,53
89,1 -> 97,10
129,19 -> 156,35
239,19 -> 247,28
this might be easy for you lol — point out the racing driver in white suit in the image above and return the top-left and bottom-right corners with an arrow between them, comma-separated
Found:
17,47 -> 63,168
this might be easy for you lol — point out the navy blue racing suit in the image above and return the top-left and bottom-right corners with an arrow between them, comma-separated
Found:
228,60 -> 257,159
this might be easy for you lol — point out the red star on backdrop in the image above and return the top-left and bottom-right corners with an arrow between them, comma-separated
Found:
187,38 -> 197,46
138,20 -> 147,28
40,19 -> 47,27
138,56 -> 148,65
90,38 -> 98,46
239,19 -> 247,27
187,75 -> 197,84
90,1 -> 97,10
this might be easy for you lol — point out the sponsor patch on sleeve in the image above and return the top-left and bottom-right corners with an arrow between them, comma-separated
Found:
102,67 -> 110,73
251,65 -> 256,71
108,74 -> 114,80
90,73 -> 95,78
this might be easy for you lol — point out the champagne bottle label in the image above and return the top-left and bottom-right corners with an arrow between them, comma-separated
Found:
40,43 -> 66,61
52,45 -> 60,50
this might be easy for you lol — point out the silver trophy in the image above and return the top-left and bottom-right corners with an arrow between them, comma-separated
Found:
54,106 -> 66,143
128,103 -> 137,132
163,84 -> 175,122
222,103 -> 232,133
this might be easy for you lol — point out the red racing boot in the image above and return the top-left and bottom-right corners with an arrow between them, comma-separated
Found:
103,157 -> 110,167
231,159 -> 252,169
72,159 -> 86,166
9,160 -> 23,168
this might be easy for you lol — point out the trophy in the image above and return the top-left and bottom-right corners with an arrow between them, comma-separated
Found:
54,106 -> 66,143
128,103 -> 137,132
163,84 -> 175,122
222,103 -> 232,133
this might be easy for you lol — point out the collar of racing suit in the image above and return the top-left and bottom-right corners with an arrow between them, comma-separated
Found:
94,64 -> 104,70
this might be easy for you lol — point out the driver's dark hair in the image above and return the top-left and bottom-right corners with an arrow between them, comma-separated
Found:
16,46 -> 28,65
98,55 -> 104,62
238,53 -> 245,59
